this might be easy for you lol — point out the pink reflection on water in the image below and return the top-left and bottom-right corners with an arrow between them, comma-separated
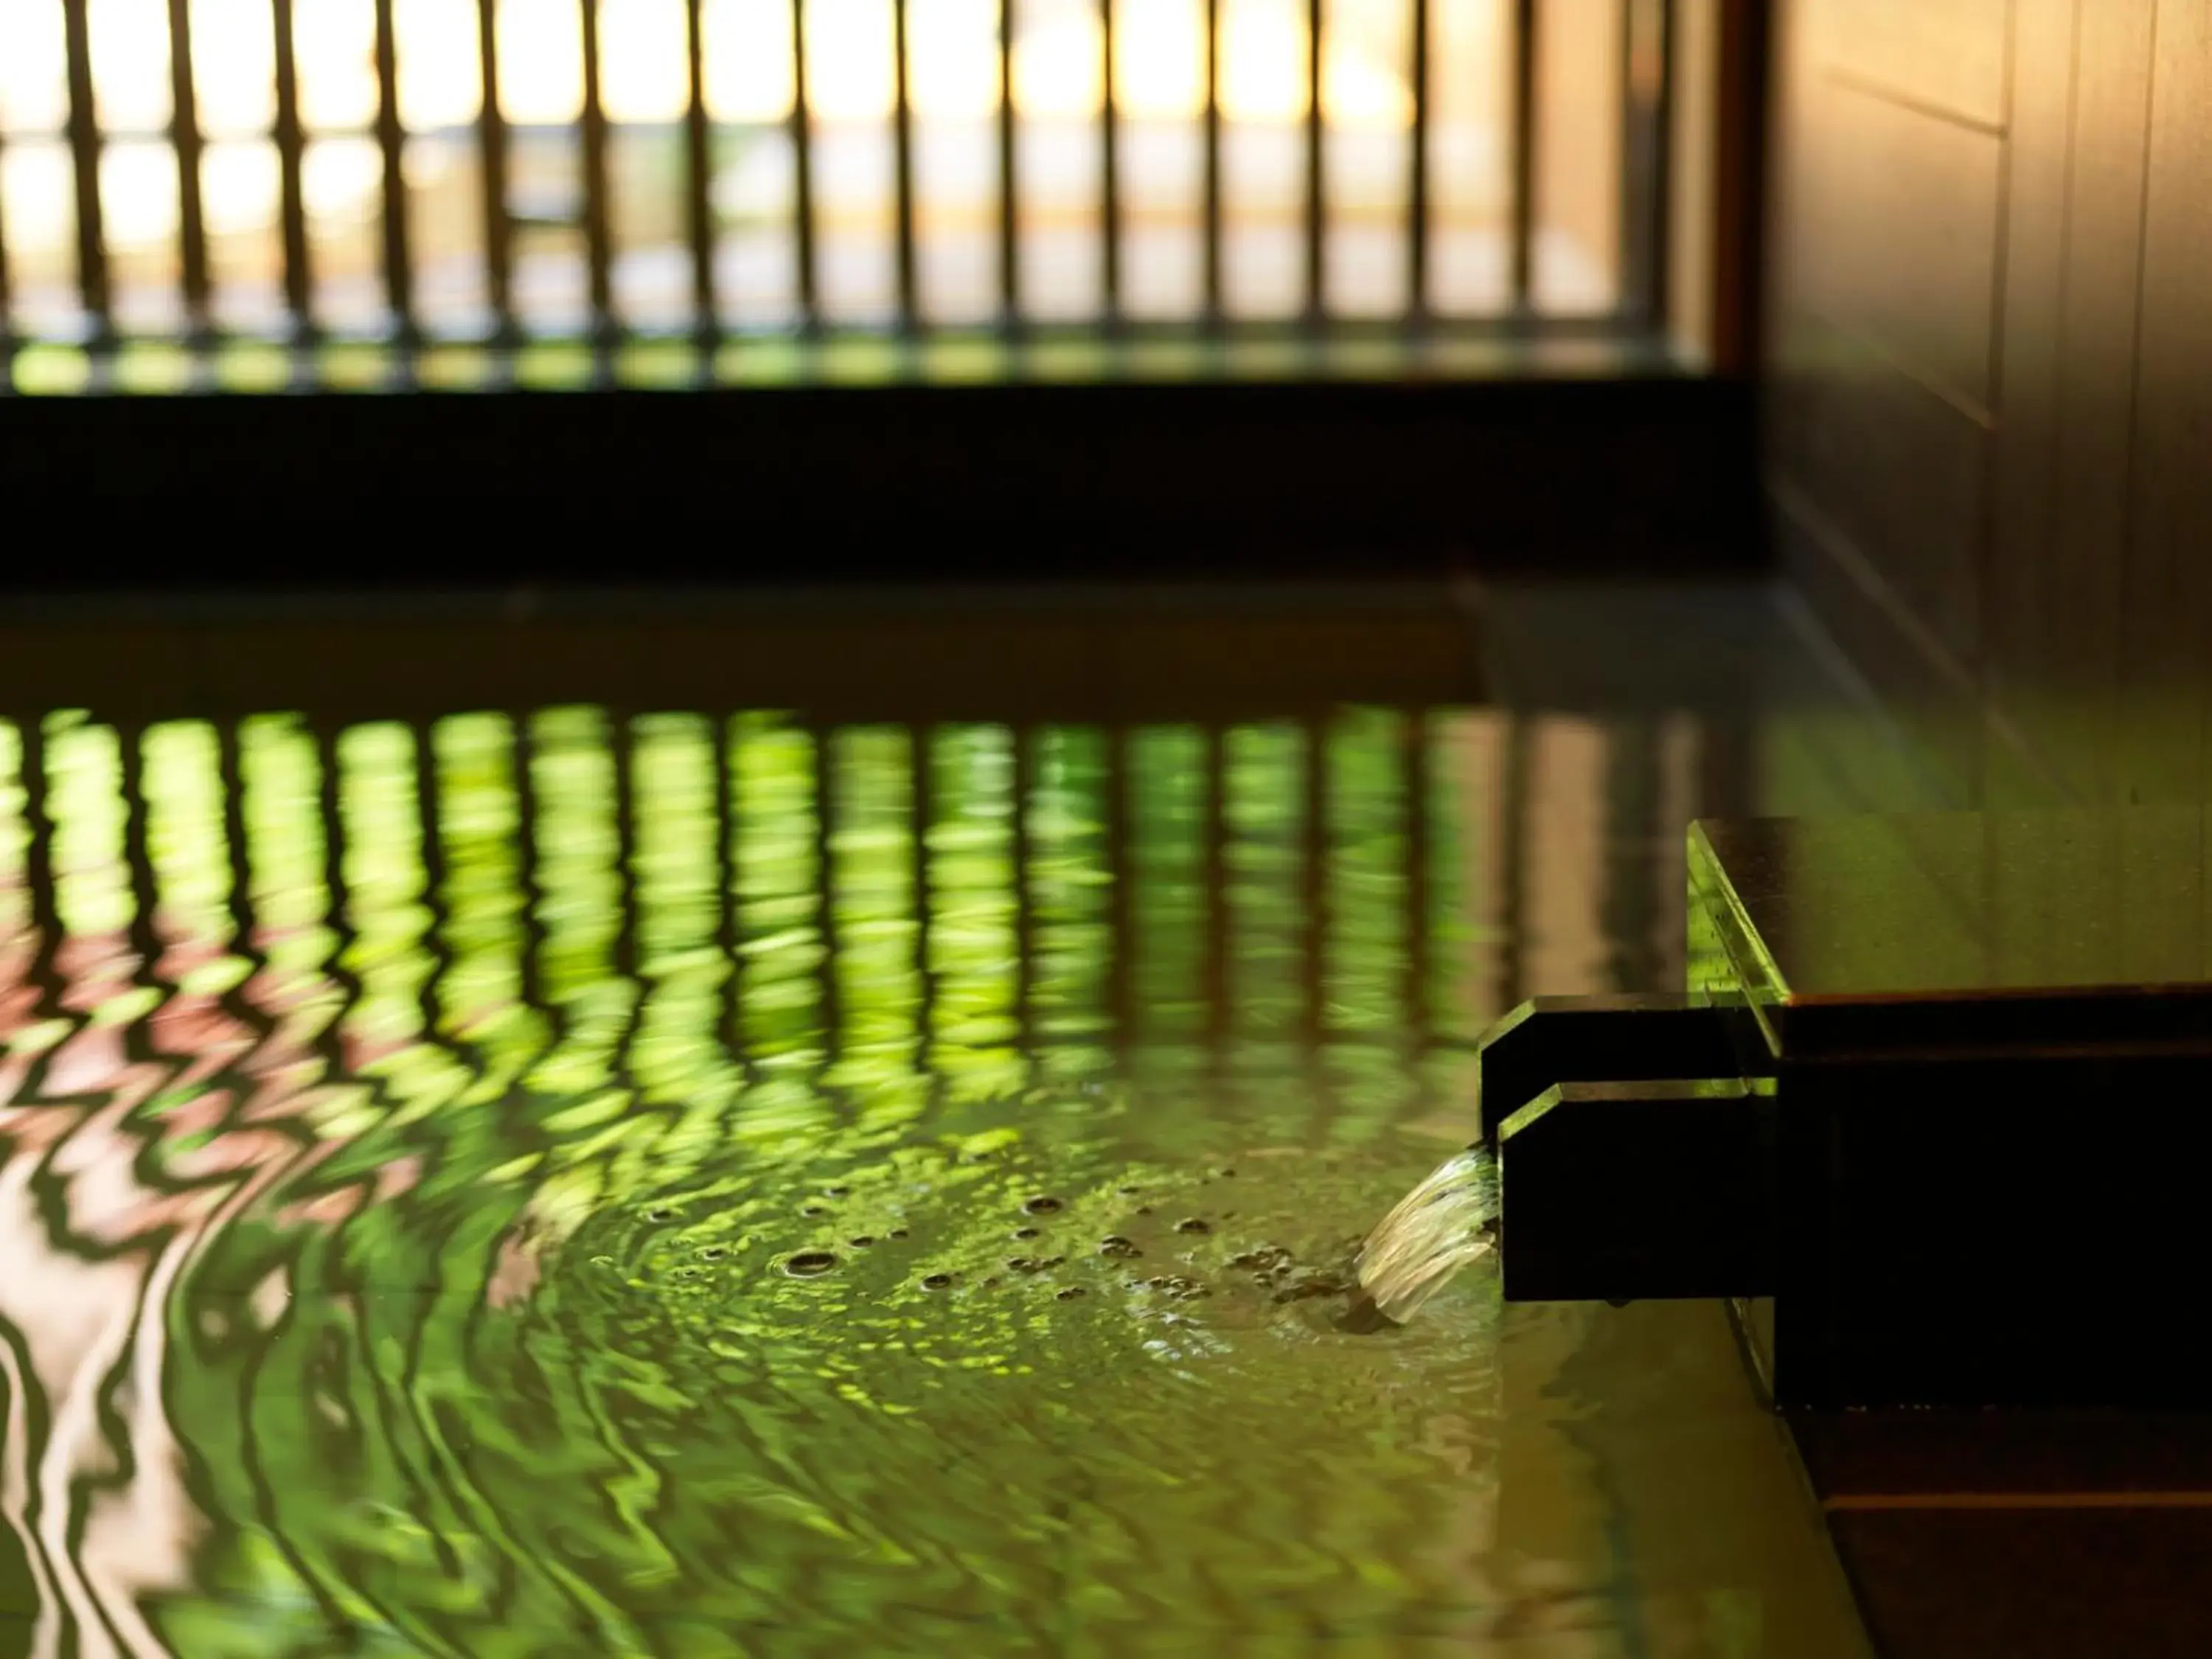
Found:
0,907 -> 424,1658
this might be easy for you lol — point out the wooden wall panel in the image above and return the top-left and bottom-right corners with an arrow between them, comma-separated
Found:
2119,0 -> 2212,806
1775,493 -> 1984,805
1783,317 -> 1990,669
2034,0 -> 2158,801
1791,76 -> 2004,417
1669,0 -> 1721,363
1798,0 -> 2009,128
1764,0 -> 2002,799
1983,0 -> 2076,803
1770,0 -> 2212,811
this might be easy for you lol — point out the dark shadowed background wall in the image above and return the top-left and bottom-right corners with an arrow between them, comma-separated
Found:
1767,0 -> 2212,808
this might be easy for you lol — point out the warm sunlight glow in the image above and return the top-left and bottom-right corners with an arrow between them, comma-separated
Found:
1,146 -> 74,247
0,0 -> 69,131
99,144 -> 178,248
190,0 -> 277,137
29,0 -> 1422,140
600,0 -> 691,124
293,3 -> 380,131
702,0 -> 796,122
86,0 -> 175,132
201,144 -> 279,236
498,0 -> 585,125
396,0 -> 484,129
0,0 -> 1502,313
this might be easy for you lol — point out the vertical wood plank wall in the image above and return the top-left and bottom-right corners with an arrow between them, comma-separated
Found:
1766,0 -> 2212,808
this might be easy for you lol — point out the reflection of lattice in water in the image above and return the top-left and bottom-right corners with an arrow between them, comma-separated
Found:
0,704 -> 1700,1652
0,703 -> 1704,1141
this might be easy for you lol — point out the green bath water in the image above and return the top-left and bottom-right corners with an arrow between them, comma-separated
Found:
0,703 -> 1859,1656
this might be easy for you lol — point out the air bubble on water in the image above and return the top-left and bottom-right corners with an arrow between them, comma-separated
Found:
920,1272 -> 955,1291
1098,1237 -> 1141,1259
824,1186 -> 851,1197
698,1246 -> 727,1262
1013,1226 -> 1040,1239
645,1207 -> 676,1222
889,1228 -> 911,1239
1175,1218 -> 1211,1235
1056,1287 -> 1087,1301
1021,1196 -> 1064,1216
849,1235 -> 876,1248
801,1204 -> 829,1217
1142,1274 -> 1209,1300
784,1251 -> 838,1279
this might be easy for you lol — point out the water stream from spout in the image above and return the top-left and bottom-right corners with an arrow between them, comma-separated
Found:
1352,1142 -> 1501,1326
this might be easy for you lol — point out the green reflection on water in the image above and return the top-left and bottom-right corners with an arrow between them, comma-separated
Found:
1225,722 -> 1307,1040
827,726 -> 925,1107
1127,725 -> 1207,1050
926,724 -> 1021,1093
1026,725 -> 1112,1081
0,700 -> 1678,1655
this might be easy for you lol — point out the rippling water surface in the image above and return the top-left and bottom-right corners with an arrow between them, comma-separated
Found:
0,700 -> 1734,1655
